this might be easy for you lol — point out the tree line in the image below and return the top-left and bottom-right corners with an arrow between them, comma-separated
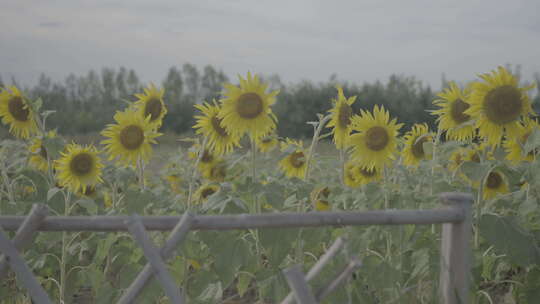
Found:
1,64 -> 539,138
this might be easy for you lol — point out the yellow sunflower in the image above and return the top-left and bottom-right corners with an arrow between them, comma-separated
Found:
465,66 -> 535,146
503,118 -> 540,164
101,109 -> 161,167
166,174 -> 182,194
55,144 -> 104,193
348,105 -> 403,170
200,159 -> 227,182
193,100 -> 240,155
133,84 -> 167,128
402,123 -> 434,167
194,183 -> 220,204
482,170 -> 509,200
0,86 -> 39,139
28,130 -> 57,172
76,185 -> 98,199
432,82 -> 476,141
279,139 -> 307,179
343,161 -> 383,187
256,133 -> 279,153
447,148 -> 467,172
218,72 -> 279,140
326,86 -> 357,149
310,186 -> 331,211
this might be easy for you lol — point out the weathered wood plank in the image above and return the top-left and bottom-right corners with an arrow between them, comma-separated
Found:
124,215 -> 184,304
281,237 -> 344,304
0,209 -> 464,232
439,192 -> 473,304
0,204 -> 48,279
118,212 -> 192,304
0,226 -> 52,304
283,264 -> 318,304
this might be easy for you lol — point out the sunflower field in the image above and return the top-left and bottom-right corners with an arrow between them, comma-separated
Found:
1,67 -> 540,303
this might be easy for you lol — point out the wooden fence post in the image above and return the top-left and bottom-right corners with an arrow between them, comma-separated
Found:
439,192 -> 473,304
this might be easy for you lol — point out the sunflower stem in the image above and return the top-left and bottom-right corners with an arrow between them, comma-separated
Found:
60,190 -> 72,304
137,157 -> 145,191
305,115 -> 331,180
187,137 -> 208,210
430,127 -> 443,196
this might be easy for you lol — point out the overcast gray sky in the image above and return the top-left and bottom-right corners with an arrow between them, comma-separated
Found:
1,0 -> 539,89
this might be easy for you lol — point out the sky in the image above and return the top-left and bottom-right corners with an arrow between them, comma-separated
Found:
1,0 -> 539,89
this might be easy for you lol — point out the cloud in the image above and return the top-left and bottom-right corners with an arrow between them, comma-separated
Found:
1,0 -> 539,88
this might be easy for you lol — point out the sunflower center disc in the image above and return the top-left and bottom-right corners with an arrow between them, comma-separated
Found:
144,98 -> 162,122
486,172 -> 502,189
450,99 -> 470,123
365,126 -> 389,151
359,167 -> 376,177
484,85 -> 522,125
120,125 -> 145,150
338,104 -> 352,128
201,150 -> 213,163
70,153 -> 94,176
290,151 -> 305,168
201,188 -> 216,199
237,93 -> 263,119
412,136 -> 428,158
8,97 -> 30,122
211,116 -> 228,137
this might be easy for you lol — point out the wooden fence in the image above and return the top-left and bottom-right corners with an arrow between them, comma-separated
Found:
0,192 -> 473,304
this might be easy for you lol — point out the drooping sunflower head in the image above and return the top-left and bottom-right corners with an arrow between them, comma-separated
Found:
194,183 -> 220,204
279,139 -> 307,179
503,118 -> 540,164
200,159 -> 227,182
165,174 -> 182,194
465,66 -> 535,146
343,161 -> 382,187
193,100 -> 240,155
256,133 -> 279,153
402,123 -> 434,167
310,186 -> 331,211
448,148 -> 467,172
432,82 -> 476,142
327,86 -> 357,149
348,105 -> 403,170
218,72 -> 279,140
76,185 -> 98,199
0,86 -> 39,139
134,84 -> 167,128
28,130 -> 58,172
101,109 -> 161,167
55,143 -> 104,193
482,170 -> 509,200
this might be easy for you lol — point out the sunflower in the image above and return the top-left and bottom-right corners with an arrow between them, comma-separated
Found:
348,105 -> 402,170
28,130 -> 57,172
465,66 -> 535,146
432,82 -> 476,141
256,134 -> 279,153
76,185 -> 98,199
279,139 -> 307,179
193,101 -> 240,155
0,86 -> 39,139
166,174 -> 182,194
482,170 -> 509,200
200,159 -> 227,182
327,86 -> 357,149
133,84 -> 167,128
344,162 -> 362,188
503,118 -> 540,164
447,148 -> 467,172
343,162 -> 382,187
101,109 -> 161,167
402,123 -> 434,167
194,183 -> 220,204
311,186 -> 331,211
55,143 -> 103,193
218,72 -> 279,140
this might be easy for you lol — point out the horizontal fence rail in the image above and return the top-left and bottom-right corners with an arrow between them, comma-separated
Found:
0,208 -> 464,232
0,192 -> 474,304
